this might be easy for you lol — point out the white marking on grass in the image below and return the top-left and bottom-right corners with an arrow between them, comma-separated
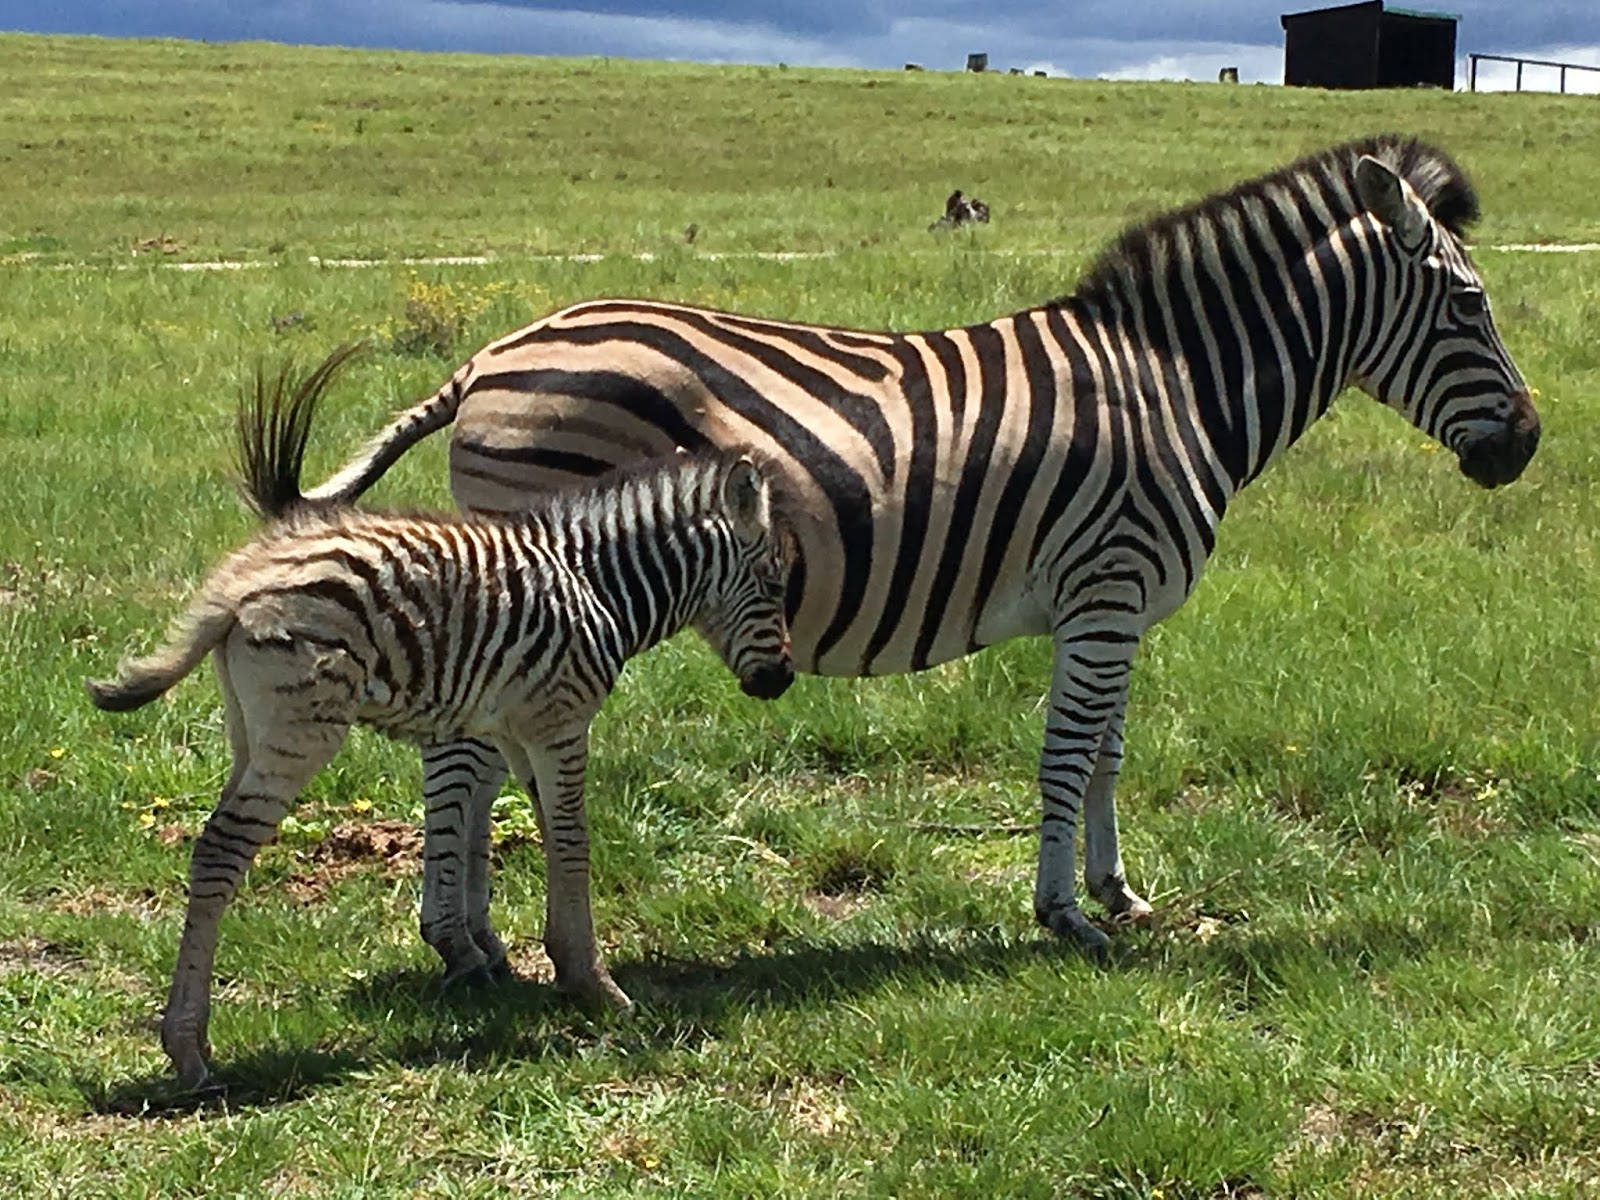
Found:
17,243 -> 1600,273
1486,242 -> 1600,253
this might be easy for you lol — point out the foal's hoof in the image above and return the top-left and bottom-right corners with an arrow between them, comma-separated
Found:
168,1044 -> 214,1092
441,962 -> 498,991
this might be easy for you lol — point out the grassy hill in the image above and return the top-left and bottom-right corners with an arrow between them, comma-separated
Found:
2,32 -> 1599,1198
4,33 -> 1599,264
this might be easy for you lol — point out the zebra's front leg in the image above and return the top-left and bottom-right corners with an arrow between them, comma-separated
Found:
420,738 -> 510,987
1081,687 -> 1154,927
1033,629 -> 1138,959
502,728 -> 631,1013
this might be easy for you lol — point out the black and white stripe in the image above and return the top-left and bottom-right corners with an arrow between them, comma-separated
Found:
307,135 -> 1539,960
89,351 -> 793,1087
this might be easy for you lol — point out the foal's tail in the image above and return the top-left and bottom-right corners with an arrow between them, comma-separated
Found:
85,598 -> 236,712
89,345 -> 368,712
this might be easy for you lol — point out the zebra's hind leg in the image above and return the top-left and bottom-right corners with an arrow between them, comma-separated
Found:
1033,625 -> 1139,960
1081,691 -> 1154,928
162,637 -> 353,1089
501,728 -> 632,1014
421,739 -> 510,988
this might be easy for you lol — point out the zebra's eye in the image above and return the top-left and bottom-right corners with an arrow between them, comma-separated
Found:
1451,288 -> 1487,324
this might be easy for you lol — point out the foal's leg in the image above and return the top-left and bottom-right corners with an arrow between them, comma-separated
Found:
161,638 -> 352,1089
500,728 -> 630,1012
420,738 -> 510,985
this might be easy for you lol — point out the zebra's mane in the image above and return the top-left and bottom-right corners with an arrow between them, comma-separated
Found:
1063,134 -> 1479,309
497,446 -> 789,537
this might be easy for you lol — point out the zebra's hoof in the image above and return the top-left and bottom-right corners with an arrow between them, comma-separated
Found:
561,973 -> 634,1015
1091,879 -> 1155,927
1038,904 -> 1112,961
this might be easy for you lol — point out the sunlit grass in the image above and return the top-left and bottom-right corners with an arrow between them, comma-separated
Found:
3,31 -> 1600,1199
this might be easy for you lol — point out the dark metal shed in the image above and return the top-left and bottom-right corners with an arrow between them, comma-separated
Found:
1281,1 -> 1459,89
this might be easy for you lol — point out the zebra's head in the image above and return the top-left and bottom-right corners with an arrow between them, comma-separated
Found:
696,455 -> 795,701
1346,145 -> 1539,489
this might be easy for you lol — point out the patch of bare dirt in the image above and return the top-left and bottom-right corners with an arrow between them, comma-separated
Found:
505,943 -> 557,985
802,892 -> 870,921
0,937 -> 87,978
18,767 -> 55,792
284,819 -> 421,904
131,233 -> 185,255
777,1078 -> 855,1139
49,885 -> 165,920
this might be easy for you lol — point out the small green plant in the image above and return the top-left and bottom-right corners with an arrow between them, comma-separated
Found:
377,274 -> 517,357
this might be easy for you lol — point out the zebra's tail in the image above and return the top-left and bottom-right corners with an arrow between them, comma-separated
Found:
237,342 -> 368,519
85,598 -> 236,712
300,361 -> 468,506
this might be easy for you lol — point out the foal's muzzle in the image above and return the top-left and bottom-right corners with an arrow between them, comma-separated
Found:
740,659 -> 795,700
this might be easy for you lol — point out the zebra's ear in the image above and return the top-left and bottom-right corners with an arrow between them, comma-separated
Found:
1355,154 -> 1428,249
722,455 -> 769,536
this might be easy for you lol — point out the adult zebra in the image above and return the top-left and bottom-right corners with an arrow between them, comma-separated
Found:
307,135 -> 1538,969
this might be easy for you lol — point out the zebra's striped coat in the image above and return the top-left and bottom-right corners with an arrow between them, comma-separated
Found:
308,135 -> 1538,960
89,355 -> 794,1087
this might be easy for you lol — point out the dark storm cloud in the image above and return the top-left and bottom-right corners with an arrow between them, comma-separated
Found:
419,0 -> 1600,56
3,1 -> 1597,77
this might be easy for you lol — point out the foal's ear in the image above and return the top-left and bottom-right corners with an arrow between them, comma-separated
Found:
1355,154 -> 1428,249
722,455 -> 769,536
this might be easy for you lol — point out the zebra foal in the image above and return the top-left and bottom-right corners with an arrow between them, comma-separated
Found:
87,348 -> 794,1089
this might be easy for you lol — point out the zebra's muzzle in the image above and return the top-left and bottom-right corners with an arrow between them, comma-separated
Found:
740,660 -> 795,700
1457,392 -> 1541,489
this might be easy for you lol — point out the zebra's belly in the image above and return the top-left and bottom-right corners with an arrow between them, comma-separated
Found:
787,562 -> 1054,677
356,679 -> 502,746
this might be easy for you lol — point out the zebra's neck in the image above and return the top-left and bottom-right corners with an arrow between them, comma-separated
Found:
1058,175 -> 1376,501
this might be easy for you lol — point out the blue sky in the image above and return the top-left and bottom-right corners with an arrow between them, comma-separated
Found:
3,2 -> 1597,88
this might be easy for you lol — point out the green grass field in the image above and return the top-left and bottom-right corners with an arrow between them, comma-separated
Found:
3,32 -> 1600,1198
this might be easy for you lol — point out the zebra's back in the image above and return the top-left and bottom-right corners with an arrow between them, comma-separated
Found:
228,510 -> 585,744
449,299 -> 1126,676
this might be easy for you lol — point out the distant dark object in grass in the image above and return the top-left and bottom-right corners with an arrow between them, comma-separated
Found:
270,310 -> 312,334
928,189 -> 991,232
131,233 -> 184,256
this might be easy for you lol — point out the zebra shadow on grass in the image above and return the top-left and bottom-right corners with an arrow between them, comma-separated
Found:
83,928 -> 1093,1117
84,902 -> 1456,1117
